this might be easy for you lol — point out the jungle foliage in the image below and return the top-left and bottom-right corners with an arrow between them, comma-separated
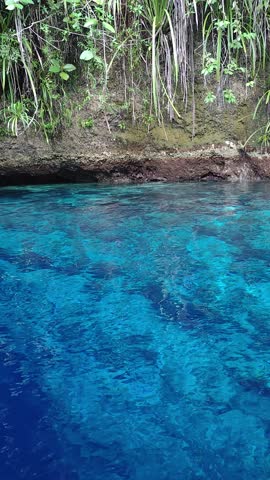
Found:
1,0 -> 270,142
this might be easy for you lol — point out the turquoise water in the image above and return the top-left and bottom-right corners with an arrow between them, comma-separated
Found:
0,182 -> 270,480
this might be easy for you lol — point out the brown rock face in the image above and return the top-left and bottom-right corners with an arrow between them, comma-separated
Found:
0,137 -> 269,186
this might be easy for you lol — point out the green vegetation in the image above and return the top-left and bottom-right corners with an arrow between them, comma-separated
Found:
80,116 -> 94,128
1,0 -> 270,142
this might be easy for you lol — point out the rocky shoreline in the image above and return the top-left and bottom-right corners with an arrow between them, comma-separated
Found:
1,137 -> 270,185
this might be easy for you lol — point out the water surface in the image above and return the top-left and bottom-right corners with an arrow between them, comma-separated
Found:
1,182 -> 270,480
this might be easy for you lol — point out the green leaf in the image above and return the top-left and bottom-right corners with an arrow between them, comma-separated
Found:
63,63 -> 76,72
49,63 -> 61,73
5,0 -> 22,5
80,50 -> 95,61
60,71 -> 69,80
92,0 -> 103,4
102,21 -> 115,34
84,18 -> 98,28
6,0 -> 24,9
94,56 -> 103,65
20,0 -> 34,4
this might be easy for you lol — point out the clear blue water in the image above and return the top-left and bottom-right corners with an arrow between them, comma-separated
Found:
1,182 -> 270,480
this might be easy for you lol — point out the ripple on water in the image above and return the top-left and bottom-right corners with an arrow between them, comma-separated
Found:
0,182 -> 270,480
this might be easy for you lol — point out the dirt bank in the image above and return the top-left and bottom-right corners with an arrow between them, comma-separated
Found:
1,75 -> 269,186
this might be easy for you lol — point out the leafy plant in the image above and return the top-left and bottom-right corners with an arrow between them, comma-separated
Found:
118,121 -> 126,131
80,49 -> 103,66
80,117 -> 94,128
201,54 -> 218,76
5,0 -> 33,11
223,89 -> 237,104
49,61 -> 76,81
204,92 -> 216,104
2,101 -> 32,136
224,60 -> 245,76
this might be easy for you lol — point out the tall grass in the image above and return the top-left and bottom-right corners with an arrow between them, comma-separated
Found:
0,0 -> 270,137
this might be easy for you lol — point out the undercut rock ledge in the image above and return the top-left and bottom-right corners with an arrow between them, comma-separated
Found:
0,140 -> 270,186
